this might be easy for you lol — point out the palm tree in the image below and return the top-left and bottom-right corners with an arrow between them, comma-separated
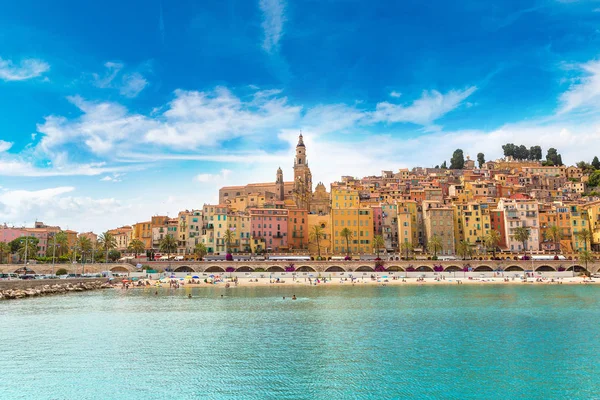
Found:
457,240 -> 473,260
47,231 -> 69,258
98,231 -> 117,263
159,234 -> 178,261
545,225 -> 561,255
194,243 -> 207,260
127,239 -> 146,258
576,228 -> 591,251
484,230 -> 501,258
0,242 -> 10,264
75,236 -> 92,262
578,250 -> 594,276
400,241 -> 414,260
340,228 -> 353,256
224,228 -> 235,254
427,235 -> 443,259
373,235 -> 385,258
309,225 -> 325,259
514,226 -> 531,257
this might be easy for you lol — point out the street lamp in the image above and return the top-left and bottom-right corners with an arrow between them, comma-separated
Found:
20,236 -> 29,270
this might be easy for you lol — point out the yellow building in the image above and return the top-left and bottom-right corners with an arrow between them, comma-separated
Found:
227,212 -> 251,253
132,221 -> 152,250
331,208 -> 373,255
201,204 -> 229,254
584,201 -> 600,251
307,214 -> 332,258
453,202 -> 490,247
397,200 -> 420,247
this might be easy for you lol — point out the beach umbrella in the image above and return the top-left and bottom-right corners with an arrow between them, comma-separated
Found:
192,275 -> 199,279
185,275 -> 193,280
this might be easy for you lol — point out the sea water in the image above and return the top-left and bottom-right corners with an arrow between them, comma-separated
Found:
1,285 -> 599,399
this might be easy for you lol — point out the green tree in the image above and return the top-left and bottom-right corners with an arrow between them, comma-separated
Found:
514,226 -> 531,255
55,268 -> 68,276
340,228 -> 353,256
545,225 -> 561,255
400,241 -> 414,260
98,231 -> 117,263
127,239 -> 146,258
576,228 -> 591,251
457,240 -> 473,260
592,156 -> 600,170
578,250 -> 594,275
309,225 -> 325,259
75,236 -> 92,262
502,143 -> 516,158
224,228 -> 235,254
529,145 -> 542,161
440,161 -> 447,169
427,235 -> 443,259
194,243 -> 207,260
546,148 -> 563,166
515,145 -> 529,160
484,229 -> 501,258
477,153 -> 485,168
47,231 -> 69,257
588,171 -> 600,188
450,149 -> 465,169
159,234 -> 177,260
372,235 -> 384,257
0,242 -> 10,264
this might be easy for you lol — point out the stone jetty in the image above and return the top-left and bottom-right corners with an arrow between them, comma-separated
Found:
0,279 -> 112,301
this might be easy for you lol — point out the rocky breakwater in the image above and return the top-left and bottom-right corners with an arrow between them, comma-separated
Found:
0,279 -> 113,300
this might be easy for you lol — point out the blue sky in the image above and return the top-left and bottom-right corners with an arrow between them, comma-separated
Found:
1,0 -> 600,231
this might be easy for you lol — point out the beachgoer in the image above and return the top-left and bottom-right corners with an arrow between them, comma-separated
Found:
292,295 -> 297,300
188,294 -> 192,299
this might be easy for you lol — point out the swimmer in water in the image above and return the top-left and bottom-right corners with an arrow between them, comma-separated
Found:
292,295 -> 297,300
188,294 -> 192,299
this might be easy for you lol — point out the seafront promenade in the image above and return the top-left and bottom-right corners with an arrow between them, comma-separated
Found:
2,259 -> 598,275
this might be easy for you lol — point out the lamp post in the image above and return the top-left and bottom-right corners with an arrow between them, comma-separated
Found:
51,234 -> 57,276
20,236 -> 29,271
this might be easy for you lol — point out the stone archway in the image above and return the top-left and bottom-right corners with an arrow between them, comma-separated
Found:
536,265 -> 555,272
474,266 -> 493,272
236,266 -> 254,272
505,265 -> 524,272
14,267 -> 36,275
355,266 -> 374,272
110,266 -> 130,273
416,266 -> 433,272
267,266 -> 285,272
567,265 -> 586,272
174,266 -> 194,273
296,266 -> 316,272
325,266 -> 345,272
205,266 -> 225,273
386,266 -> 404,272
445,266 -> 462,272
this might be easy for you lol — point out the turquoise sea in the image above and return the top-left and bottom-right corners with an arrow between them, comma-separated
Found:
1,285 -> 599,399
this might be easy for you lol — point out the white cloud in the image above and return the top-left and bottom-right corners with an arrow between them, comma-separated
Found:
558,59 -> 600,114
0,140 -> 12,152
390,91 -> 401,98
259,0 -> 286,53
195,169 -> 232,183
120,72 -> 148,98
372,86 -> 477,126
0,57 -> 49,81
92,62 -> 123,88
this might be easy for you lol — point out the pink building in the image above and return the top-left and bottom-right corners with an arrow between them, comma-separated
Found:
0,227 -> 26,244
250,208 -> 288,251
371,205 -> 383,236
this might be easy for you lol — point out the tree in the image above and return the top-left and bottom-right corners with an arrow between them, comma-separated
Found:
108,250 -> 121,262
515,145 -> 529,160
484,230 -> 501,258
502,143 -> 516,158
576,161 -> 594,175
578,250 -> 594,275
340,228 -> 353,256
477,153 -> 485,168
529,146 -> 542,161
159,234 -> 177,260
593,156 -> 600,170
440,161 -> 447,169
546,148 -> 563,166
372,235 -> 384,257
545,225 -> 561,255
0,242 -> 10,264
457,240 -> 473,260
400,241 -> 414,260
224,228 -> 235,254
10,236 -> 40,261
55,268 -> 68,276
450,149 -> 465,169
513,226 -> 531,255
427,235 -> 443,259
194,243 -> 207,260
75,236 -> 92,262
47,231 -> 69,258
98,231 -> 117,263
576,228 -> 591,251
588,171 -> 600,188
127,239 -> 146,258
309,225 -> 325,259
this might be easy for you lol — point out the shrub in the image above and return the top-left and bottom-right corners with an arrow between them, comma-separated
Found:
285,263 -> 295,272
225,267 -> 235,273
558,266 -> 566,272
225,253 -> 233,261
374,265 -> 386,272
433,265 -> 444,272
554,255 -> 559,260
406,266 -> 415,272
431,256 -> 437,260
254,268 -> 265,272
344,256 -> 352,261
56,268 -> 68,275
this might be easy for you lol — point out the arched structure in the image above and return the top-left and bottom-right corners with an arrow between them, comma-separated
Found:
325,266 -> 344,272
296,266 -> 316,272
386,266 -> 403,272
205,266 -> 225,273
416,266 -> 433,272
445,266 -> 461,272
174,266 -> 194,273
14,267 -> 36,274
505,265 -> 524,272
567,265 -> 586,272
474,266 -> 493,272
267,266 -> 285,272
236,266 -> 254,272
110,266 -> 130,273
355,266 -> 374,272
535,265 -> 555,272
